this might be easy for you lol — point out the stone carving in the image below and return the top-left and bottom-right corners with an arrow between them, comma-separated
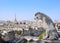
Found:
35,12 -> 59,40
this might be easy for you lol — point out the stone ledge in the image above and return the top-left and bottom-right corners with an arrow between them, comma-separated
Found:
42,39 -> 60,43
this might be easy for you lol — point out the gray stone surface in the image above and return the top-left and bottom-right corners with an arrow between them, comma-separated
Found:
35,12 -> 59,40
42,40 -> 60,43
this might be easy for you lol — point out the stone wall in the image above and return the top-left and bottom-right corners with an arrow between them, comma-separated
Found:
42,40 -> 60,43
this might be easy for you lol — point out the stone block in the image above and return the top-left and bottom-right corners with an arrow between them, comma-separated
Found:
42,40 -> 60,43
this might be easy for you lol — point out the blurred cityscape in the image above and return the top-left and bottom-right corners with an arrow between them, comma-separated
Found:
0,12 -> 60,43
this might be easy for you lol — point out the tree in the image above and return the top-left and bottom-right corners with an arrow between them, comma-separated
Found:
58,26 -> 60,30
15,30 -> 22,35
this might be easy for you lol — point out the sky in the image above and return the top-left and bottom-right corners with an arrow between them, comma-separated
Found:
0,0 -> 60,21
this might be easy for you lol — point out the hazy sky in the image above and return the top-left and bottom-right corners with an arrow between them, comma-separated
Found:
0,0 -> 60,21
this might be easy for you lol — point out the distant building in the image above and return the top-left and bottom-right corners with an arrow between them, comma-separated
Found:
0,12 -> 59,32
1,31 -> 15,41
54,22 -> 60,31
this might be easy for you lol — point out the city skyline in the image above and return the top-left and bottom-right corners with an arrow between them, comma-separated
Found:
0,0 -> 60,21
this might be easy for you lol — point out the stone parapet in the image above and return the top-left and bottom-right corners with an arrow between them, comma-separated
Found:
42,39 -> 60,43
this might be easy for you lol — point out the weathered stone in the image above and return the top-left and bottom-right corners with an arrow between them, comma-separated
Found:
42,40 -> 60,43
35,12 -> 59,40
